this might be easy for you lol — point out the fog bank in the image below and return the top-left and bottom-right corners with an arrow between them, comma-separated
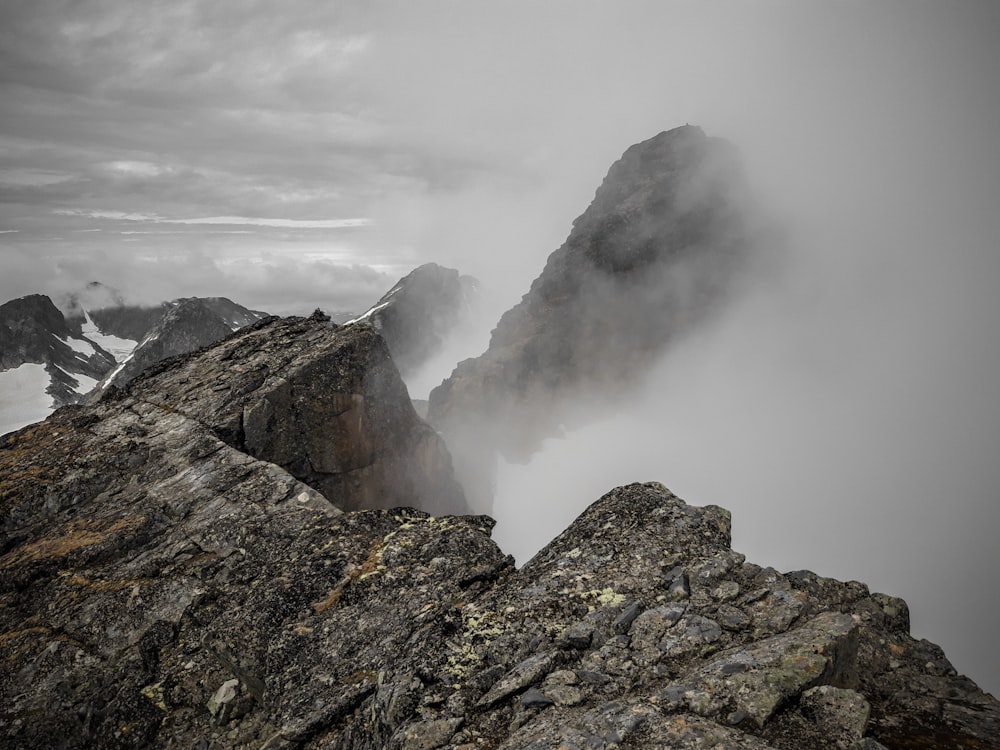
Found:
490,111 -> 1000,694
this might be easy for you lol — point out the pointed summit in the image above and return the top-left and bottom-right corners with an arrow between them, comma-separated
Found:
428,125 -> 765,510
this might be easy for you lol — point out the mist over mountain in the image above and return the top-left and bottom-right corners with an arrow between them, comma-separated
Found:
2,118 -> 1000,746
348,262 -> 481,388
429,125 -> 772,511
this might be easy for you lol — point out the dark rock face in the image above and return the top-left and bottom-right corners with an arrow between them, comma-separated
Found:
353,263 -> 480,377
120,315 -> 466,515
2,480 -> 995,749
90,297 -> 267,394
428,125 -> 764,508
0,294 -> 116,405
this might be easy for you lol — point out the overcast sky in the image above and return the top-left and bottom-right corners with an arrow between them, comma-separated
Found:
2,1 -> 999,694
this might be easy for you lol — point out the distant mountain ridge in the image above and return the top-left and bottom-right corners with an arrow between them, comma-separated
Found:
87,296 -> 268,397
0,294 -> 117,433
0,290 -> 267,435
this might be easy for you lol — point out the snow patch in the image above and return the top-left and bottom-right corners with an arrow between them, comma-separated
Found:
59,334 -> 96,357
346,298 -> 393,324
103,350 -> 135,385
54,364 -> 99,396
72,373 -> 99,395
0,363 -> 54,435
80,310 -> 138,362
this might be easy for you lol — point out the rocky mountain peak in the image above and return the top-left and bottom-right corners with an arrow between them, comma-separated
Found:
428,124 -> 761,509
88,295 -> 268,395
116,314 -> 467,515
0,293 -> 73,343
350,262 -> 480,378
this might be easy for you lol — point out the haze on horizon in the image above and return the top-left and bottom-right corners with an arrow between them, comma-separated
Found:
1,1 -> 999,694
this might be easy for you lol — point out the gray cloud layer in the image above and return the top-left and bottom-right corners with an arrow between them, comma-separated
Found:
1,0 -> 998,693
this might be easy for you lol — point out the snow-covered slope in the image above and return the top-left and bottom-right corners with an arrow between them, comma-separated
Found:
1,291 -> 268,433
0,363 -> 53,435
79,310 -> 137,362
0,295 -> 119,434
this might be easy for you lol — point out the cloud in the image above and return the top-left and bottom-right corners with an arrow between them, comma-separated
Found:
52,208 -> 371,229
164,216 -> 372,229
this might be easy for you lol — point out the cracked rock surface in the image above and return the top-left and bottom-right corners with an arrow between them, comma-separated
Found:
2,478 -> 997,749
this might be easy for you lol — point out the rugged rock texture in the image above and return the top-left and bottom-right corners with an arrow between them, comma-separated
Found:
2,481 -> 995,749
116,314 -> 466,515
0,294 -> 117,405
351,263 -> 480,377
428,125 -> 764,509
89,297 -> 267,395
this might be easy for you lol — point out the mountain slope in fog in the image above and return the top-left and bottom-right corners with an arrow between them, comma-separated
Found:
429,125 -> 768,509
349,262 -> 480,378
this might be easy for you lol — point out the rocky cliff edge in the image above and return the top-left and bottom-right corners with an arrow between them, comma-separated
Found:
2,476 -> 997,749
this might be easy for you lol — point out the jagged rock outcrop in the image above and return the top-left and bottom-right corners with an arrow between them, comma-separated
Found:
89,297 -> 267,395
428,125 -> 765,509
2,480 -> 995,749
350,263 -> 480,377
0,295 -> 117,426
115,314 -> 466,515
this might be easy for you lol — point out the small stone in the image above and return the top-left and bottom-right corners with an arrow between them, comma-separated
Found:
716,603 -> 751,631
712,581 -> 741,602
520,687 -> 555,707
544,669 -> 579,686
726,709 -> 749,725
477,651 -> 561,707
206,678 -> 240,719
557,620 -> 594,650
399,717 -> 464,750
800,685 -> 871,746
613,600 -> 645,633
668,570 -> 691,600
546,684 -> 584,706
657,684 -> 690,709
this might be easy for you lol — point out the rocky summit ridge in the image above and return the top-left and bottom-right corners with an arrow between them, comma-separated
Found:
2,473 -> 997,749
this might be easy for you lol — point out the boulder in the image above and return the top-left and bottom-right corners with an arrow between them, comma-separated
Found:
120,314 -> 466,515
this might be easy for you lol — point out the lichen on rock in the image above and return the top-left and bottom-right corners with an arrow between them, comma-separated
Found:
2,467 -> 998,749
